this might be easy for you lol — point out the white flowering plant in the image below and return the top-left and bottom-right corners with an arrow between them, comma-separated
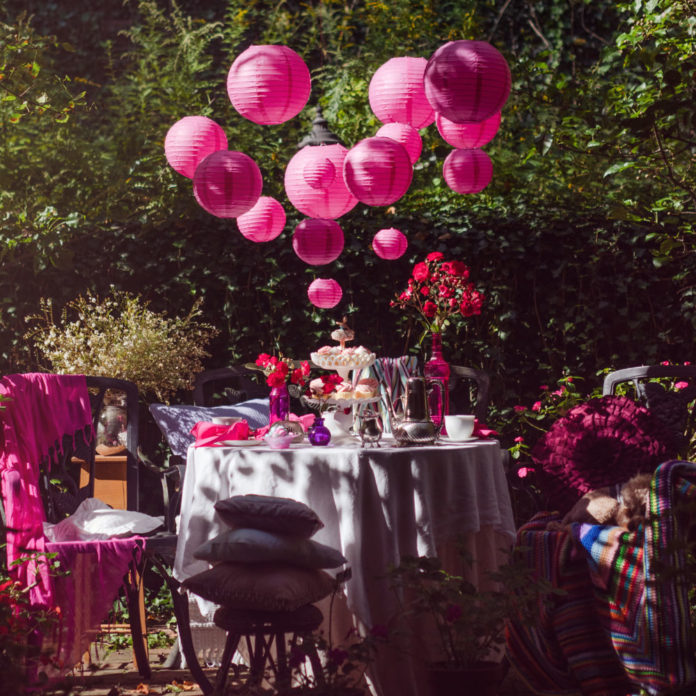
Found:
25,291 -> 218,402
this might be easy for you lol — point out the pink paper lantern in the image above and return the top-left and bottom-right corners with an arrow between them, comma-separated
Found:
372,228 -> 407,260
368,56 -> 435,129
436,111 -> 501,149
193,150 -> 263,218
424,40 -> 511,123
285,144 -> 358,219
443,148 -> 493,194
292,218 -> 344,265
343,137 -> 413,206
376,123 -> 422,164
164,116 -> 228,179
308,278 -> 342,308
227,45 -> 311,125
236,196 -> 286,242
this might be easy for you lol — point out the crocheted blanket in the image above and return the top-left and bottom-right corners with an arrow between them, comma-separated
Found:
506,460 -> 696,696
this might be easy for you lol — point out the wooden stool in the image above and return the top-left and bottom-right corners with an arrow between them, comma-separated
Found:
211,603 -> 323,695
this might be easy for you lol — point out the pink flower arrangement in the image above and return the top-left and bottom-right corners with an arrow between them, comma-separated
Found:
391,252 -> 484,334
255,353 -> 310,388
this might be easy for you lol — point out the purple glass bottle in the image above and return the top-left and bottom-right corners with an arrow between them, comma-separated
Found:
269,384 -> 290,424
308,416 -> 332,446
423,332 -> 450,426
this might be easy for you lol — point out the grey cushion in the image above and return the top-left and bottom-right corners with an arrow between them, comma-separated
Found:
193,528 -> 346,569
214,494 -> 324,538
182,561 -> 336,611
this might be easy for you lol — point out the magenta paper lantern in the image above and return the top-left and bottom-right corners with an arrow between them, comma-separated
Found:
227,45 -> 311,125
236,196 -> 286,242
285,144 -> 358,219
343,137 -> 413,207
424,40 -> 511,123
436,111 -> 501,149
443,148 -> 493,194
376,123 -> 422,164
193,150 -> 263,218
372,228 -> 407,260
368,56 -> 435,129
308,278 -> 342,308
292,218 -> 344,265
164,116 -> 228,179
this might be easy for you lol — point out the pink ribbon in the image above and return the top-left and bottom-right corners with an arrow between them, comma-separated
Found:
473,418 -> 499,439
191,420 -> 251,447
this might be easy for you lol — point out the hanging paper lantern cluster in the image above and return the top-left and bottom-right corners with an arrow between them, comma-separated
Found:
372,228 -> 407,260
436,111 -> 501,149
193,150 -> 263,218
236,196 -> 286,242
308,278 -> 342,308
292,218 -> 344,265
375,123 -> 422,164
343,137 -> 413,206
442,148 -> 493,194
227,45 -> 311,125
164,116 -> 228,179
368,57 -> 434,130
285,144 -> 357,219
424,40 -> 511,124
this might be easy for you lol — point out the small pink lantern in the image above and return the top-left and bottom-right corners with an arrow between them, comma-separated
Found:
424,40 -> 511,123
376,123 -> 422,164
227,45 -> 311,125
193,150 -> 263,218
372,228 -> 407,260
308,278 -> 342,308
236,196 -> 286,242
343,137 -> 413,207
436,111 -> 501,149
285,144 -> 358,219
292,218 -> 344,265
368,57 -> 435,129
164,116 -> 228,179
443,148 -> 493,194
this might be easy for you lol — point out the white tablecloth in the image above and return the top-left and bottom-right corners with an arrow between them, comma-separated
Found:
174,438 -> 515,695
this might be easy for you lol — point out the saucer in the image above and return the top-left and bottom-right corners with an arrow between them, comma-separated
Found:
221,440 -> 260,447
440,436 -> 478,443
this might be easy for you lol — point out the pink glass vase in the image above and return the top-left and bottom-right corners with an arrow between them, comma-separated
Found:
423,332 -> 450,426
269,384 -> 290,424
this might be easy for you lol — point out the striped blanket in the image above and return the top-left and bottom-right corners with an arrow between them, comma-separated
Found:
506,460 -> 696,695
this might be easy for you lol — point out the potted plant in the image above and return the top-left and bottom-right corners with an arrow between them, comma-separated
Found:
387,548 -> 557,696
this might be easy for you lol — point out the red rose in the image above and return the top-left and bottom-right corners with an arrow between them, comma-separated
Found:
423,301 -> 437,318
412,262 -> 429,282
256,353 -> 271,367
290,368 -> 304,385
426,251 -> 444,262
449,260 -> 469,277
420,285 -> 430,296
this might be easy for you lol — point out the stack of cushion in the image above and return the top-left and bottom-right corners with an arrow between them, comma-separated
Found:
183,494 -> 347,612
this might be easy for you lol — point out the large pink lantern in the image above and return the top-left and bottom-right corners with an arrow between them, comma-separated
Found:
443,148 -> 493,194
308,278 -> 342,308
285,144 -> 358,219
227,45 -> 311,125
436,111 -> 501,149
236,196 -> 286,242
193,150 -> 263,218
372,228 -> 407,260
376,123 -> 422,164
368,57 -> 435,129
343,137 -> 413,207
292,218 -> 344,265
164,116 -> 228,179
424,40 -> 511,123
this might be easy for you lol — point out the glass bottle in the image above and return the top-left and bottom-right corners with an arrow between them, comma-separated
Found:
308,416 -> 332,446
423,332 -> 450,426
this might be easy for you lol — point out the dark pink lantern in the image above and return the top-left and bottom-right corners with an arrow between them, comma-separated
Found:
376,123 -> 422,164
308,278 -> 342,308
343,137 -> 413,207
372,228 -> 407,260
227,45 -> 311,125
164,116 -> 228,179
443,148 -> 493,194
368,56 -> 435,129
292,218 -> 344,265
436,111 -> 501,149
193,150 -> 263,218
236,196 -> 286,242
424,40 -> 511,123
285,144 -> 358,219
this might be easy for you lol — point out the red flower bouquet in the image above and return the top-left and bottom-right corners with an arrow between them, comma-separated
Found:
254,353 -> 310,388
391,252 -> 484,335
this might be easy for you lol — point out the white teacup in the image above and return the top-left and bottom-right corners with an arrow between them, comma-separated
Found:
212,416 -> 243,426
444,414 -> 475,440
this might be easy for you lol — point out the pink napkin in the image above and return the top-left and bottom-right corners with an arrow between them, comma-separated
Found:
191,420 -> 250,447
253,412 -> 316,440
473,419 -> 499,439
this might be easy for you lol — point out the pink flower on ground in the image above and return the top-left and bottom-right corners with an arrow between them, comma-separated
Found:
532,401 -> 542,412
661,361 -> 670,366
675,381 -> 689,390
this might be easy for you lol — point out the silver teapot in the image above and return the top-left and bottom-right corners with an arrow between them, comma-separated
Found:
387,376 -> 445,446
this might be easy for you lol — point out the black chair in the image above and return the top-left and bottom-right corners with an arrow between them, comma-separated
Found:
193,366 -> 268,406
448,366 -> 490,421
